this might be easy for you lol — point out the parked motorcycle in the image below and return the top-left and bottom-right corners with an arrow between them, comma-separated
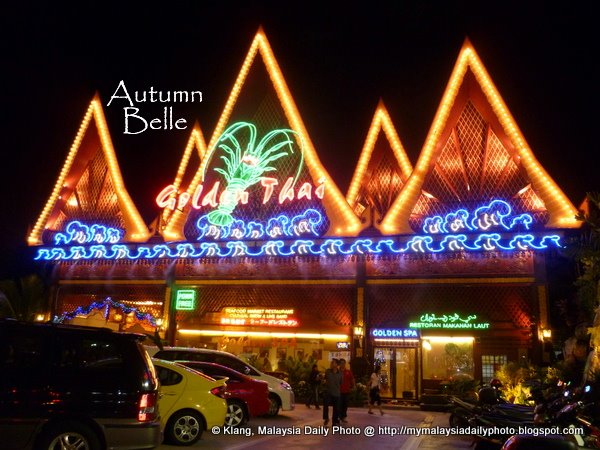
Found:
449,384 -> 534,429
481,385 -> 599,450
500,402 -> 600,449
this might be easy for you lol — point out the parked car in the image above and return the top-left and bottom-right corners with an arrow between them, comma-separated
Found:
0,318 -> 161,450
152,359 -> 227,445
154,347 -> 295,416
179,361 -> 270,427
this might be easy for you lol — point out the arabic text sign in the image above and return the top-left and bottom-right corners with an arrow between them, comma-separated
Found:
409,313 -> 490,329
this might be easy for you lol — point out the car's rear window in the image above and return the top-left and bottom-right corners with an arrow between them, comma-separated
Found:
155,350 -> 260,376
0,327 -> 47,370
57,336 -> 124,370
174,362 -> 217,382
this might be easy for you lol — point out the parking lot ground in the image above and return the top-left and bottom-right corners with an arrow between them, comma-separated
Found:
159,405 -> 474,449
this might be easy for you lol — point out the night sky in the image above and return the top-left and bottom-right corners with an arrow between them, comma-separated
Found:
1,1 -> 596,278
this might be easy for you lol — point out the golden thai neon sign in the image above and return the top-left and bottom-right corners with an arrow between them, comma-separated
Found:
156,177 -> 325,212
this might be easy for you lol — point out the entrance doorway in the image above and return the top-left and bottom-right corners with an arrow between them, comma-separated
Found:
373,347 -> 417,400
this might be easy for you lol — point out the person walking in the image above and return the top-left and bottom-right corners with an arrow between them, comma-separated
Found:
306,364 -> 321,409
339,358 -> 355,423
368,365 -> 384,415
322,358 -> 342,426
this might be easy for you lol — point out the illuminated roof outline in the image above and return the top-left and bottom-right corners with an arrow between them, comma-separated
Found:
27,95 -> 151,246
159,123 -> 207,231
381,39 -> 580,234
346,100 -> 413,231
162,27 -> 362,241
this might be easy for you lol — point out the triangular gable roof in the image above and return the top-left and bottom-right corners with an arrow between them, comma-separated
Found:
346,101 -> 413,230
159,123 -> 207,231
381,39 -> 580,234
27,95 -> 151,245
162,28 -> 361,241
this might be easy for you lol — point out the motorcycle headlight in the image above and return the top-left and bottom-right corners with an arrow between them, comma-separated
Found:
280,381 -> 292,391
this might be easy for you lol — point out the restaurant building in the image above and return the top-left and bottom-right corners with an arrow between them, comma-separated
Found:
27,31 -> 580,399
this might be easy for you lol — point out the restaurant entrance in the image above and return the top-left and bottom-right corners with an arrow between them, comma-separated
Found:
373,346 -> 418,400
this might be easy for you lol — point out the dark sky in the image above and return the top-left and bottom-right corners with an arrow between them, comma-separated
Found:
1,1 -> 597,277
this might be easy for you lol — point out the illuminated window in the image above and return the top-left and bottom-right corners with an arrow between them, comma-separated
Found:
422,338 -> 474,380
481,355 -> 507,383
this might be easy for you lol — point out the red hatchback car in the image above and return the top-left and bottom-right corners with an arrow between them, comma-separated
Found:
180,361 -> 270,427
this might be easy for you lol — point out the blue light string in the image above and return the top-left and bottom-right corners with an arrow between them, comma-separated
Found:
53,297 -> 157,326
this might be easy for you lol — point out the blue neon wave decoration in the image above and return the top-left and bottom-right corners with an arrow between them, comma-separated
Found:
34,232 -> 562,261
34,199 -> 562,261
196,209 -> 323,240
422,200 -> 533,234
54,221 -> 123,245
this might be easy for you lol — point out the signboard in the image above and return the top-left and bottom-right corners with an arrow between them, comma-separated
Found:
329,351 -> 350,361
336,342 -> 350,349
155,121 -> 329,241
409,313 -> 490,329
371,328 -> 419,338
220,307 -> 299,327
175,289 -> 196,311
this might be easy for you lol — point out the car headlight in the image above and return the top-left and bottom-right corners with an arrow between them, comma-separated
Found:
280,381 -> 292,391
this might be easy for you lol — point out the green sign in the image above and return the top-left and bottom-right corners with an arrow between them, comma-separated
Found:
175,290 -> 196,311
409,313 -> 490,330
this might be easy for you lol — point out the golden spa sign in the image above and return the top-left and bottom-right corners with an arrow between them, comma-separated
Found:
220,307 -> 299,327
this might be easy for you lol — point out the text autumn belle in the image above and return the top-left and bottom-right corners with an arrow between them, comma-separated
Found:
156,177 -> 326,211
107,80 -> 202,134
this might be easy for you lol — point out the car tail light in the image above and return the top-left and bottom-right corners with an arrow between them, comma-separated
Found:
210,385 -> 226,398
138,392 -> 158,422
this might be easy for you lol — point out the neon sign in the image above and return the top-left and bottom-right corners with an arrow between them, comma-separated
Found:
156,177 -> 325,213
157,121 -> 323,229
175,289 -> 196,311
35,199 -> 563,261
371,328 -> 419,338
195,209 -> 324,240
34,232 -> 561,261
220,307 -> 299,327
54,221 -> 123,245
409,313 -> 490,329
422,200 -> 533,234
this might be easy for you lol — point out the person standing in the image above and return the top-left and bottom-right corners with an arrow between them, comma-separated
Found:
368,365 -> 384,415
322,358 -> 342,426
305,364 -> 321,409
339,358 -> 355,423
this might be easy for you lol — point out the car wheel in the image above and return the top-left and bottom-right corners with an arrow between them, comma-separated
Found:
449,412 -> 466,428
38,420 -> 101,450
165,410 -> 204,446
266,393 -> 280,416
225,400 -> 248,427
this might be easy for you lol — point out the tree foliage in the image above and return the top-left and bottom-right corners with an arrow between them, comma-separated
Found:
563,192 -> 600,317
0,274 -> 48,321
